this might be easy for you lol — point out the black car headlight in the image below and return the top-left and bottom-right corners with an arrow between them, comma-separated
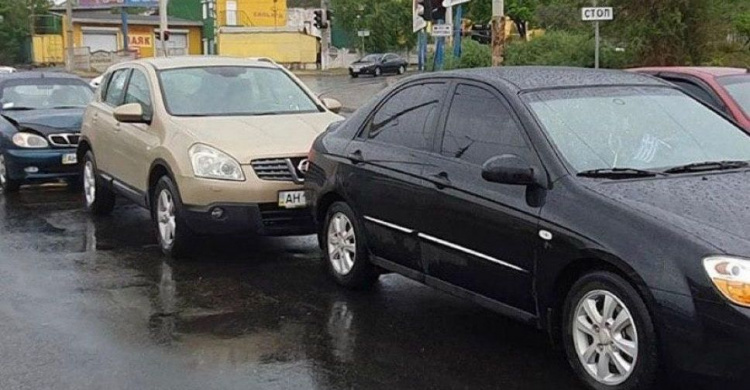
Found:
703,256 -> 750,307
12,133 -> 49,148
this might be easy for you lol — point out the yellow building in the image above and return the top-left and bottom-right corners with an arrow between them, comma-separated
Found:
212,0 -> 317,67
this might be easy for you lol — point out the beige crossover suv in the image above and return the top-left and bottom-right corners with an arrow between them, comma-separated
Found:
78,57 -> 343,257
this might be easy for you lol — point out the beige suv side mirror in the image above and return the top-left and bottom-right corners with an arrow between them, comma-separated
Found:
114,103 -> 148,123
321,98 -> 342,114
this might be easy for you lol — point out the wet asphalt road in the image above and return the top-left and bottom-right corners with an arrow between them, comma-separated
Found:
0,189 -> 583,390
1,74 -> 582,390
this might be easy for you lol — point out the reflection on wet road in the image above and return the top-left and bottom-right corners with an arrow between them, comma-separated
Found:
0,187 -> 581,390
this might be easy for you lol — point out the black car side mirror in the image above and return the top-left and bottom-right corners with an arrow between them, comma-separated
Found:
481,154 -> 539,186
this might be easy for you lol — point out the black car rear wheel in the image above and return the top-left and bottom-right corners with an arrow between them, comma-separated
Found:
374,67 -> 382,77
563,271 -> 658,390
398,65 -> 405,75
322,202 -> 378,289
0,154 -> 21,193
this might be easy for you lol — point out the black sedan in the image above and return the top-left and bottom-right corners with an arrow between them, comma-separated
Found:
305,67 -> 750,389
0,72 -> 93,192
348,53 -> 408,78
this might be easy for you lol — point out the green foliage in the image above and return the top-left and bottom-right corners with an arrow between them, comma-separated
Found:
0,0 -> 50,65
504,30 -> 633,68
330,0 -> 415,52
735,12 -> 750,46
427,39 -> 492,71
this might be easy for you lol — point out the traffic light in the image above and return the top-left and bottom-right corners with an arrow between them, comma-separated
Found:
313,9 -> 328,29
326,9 -> 334,25
416,0 -> 446,22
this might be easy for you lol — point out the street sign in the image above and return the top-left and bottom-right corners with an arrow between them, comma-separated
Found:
442,0 -> 471,6
581,7 -> 614,21
580,7 -> 615,69
431,24 -> 453,37
357,30 -> 370,37
413,0 -> 427,32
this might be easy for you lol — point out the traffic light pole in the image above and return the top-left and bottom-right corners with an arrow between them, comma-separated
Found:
453,4 -> 462,59
491,0 -> 505,66
320,0 -> 329,70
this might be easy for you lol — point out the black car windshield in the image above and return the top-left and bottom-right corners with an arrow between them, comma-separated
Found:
524,86 -> 750,173
719,75 -> 750,118
0,79 -> 93,110
360,54 -> 382,62
158,66 -> 321,117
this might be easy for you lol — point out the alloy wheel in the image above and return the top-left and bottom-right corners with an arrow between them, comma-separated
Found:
375,67 -> 382,77
83,161 -> 96,206
157,189 -> 176,248
327,212 -> 356,275
572,289 -> 639,386
0,154 -> 6,187
398,66 -> 405,75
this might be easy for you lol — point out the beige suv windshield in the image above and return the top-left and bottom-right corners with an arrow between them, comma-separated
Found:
158,66 -> 321,117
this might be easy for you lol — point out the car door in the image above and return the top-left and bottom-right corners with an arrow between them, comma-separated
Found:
116,67 -> 159,194
381,54 -> 396,72
341,81 -> 450,273
419,82 -> 541,314
88,68 -> 131,176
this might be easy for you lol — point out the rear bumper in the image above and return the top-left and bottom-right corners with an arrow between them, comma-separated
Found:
3,148 -> 79,182
182,202 -> 315,236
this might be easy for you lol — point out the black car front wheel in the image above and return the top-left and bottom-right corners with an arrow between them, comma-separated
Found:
563,271 -> 658,390
373,67 -> 382,77
398,65 -> 405,75
322,202 -> 378,289
0,154 -> 21,193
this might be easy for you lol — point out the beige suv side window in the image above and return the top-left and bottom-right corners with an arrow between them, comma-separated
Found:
124,70 -> 153,121
105,69 -> 130,107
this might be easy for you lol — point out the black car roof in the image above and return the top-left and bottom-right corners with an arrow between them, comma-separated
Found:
409,66 -> 669,92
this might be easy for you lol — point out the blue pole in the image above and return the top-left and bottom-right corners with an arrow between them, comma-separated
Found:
121,8 -> 129,51
418,29 -> 427,71
453,5 -> 462,59
434,19 -> 444,71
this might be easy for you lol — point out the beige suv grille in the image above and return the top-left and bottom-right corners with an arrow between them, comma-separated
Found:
251,157 -> 306,184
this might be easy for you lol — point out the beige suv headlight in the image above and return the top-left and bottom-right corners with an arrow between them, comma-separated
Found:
188,144 -> 245,181
703,256 -> 750,307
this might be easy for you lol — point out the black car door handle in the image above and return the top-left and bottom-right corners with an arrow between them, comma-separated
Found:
348,150 -> 364,165
429,172 -> 451,189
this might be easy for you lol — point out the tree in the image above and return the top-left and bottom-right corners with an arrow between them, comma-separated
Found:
330,0 -> 415,52
466,0 -> 537,38
0,0 -> 51,64
735,12 -> 750,47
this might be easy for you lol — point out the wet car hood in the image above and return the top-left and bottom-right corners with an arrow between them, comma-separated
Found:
1,108 -> 84,134
582,170 -> 750,255
172,111 -> 342,163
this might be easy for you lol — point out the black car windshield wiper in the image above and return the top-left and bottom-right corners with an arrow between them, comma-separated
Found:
577,167 -> 665,179
663,160 -> 749,174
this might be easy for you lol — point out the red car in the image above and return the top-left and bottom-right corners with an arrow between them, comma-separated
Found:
631,67 -> 750,131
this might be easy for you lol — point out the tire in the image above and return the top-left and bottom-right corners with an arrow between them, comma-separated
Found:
0,154 -> 21,193
350,73 -> 359,78
562,271 -> 658,390
152,176 -> 193,259
321,201 -> 378,289
83,151 -> 115,215
398,65 -> 405,75
374,67 -> 382,77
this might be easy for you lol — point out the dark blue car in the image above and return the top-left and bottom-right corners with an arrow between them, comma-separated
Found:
0,72 -> 93,192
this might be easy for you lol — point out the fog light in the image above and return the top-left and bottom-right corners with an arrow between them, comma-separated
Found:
24,166 -> 39,173
211,207 -> 225,220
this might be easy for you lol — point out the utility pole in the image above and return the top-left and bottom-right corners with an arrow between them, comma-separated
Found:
65,0 -> 74,72
159,0 -> 169,56
320,0 -> 330,70
491,0 -> 505,66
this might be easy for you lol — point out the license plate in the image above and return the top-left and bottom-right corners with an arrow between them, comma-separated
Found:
278,191 -> 307,209
62,153 -> 77,165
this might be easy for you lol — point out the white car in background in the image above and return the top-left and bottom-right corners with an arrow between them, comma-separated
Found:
0,66 -> 17,74
90,75 -> 104,89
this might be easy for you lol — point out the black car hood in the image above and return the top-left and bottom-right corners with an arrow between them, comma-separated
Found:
581,170 -> 750,255
2,108 -> 84,134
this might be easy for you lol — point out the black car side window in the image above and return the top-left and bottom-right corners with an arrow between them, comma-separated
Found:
104,69 -> 130,107
123,70 -> 153,121
367,83 -> 447,151
441,84 -> 530,165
